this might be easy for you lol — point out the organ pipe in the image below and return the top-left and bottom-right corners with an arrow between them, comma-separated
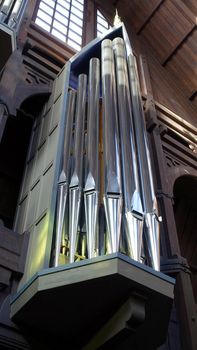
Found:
127,54 -> 161,271
84,58 -> 100,259
54,90 -> 76,267
101,39 -> 123,254
54,28 -> 161,271
69,74 -> 87,263
113,37 -> 143,261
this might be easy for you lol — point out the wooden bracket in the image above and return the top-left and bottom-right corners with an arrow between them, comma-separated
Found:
82,293 -> 147,350
161,255 -> 191,275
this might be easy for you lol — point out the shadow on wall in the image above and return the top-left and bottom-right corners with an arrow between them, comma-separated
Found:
173,175 -> 197,303
0,94 -> 48,229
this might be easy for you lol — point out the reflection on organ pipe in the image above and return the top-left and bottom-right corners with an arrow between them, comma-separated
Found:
9,0 -> 26,29
53,30 -> 160,271
84,58 -> 100,259
113,37 -> 143,262
54,90 -> 76,267
127,54 -> 161,271
0,0 -> 13,21
0,0 -> 26,28
101,39 -> 122,253
69,74 -> 87,263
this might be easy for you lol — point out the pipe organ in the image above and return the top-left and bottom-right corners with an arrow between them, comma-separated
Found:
54,26 -> 161,271
11,26 -> 175,348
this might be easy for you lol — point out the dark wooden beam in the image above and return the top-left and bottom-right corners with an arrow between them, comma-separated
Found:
189,90 -> 197,101
28,23 -> 74,62
83,0 -> 96,46
162,25 -> 196,66
162,141 -> 197,169
0,45 -> 53,116
137,0 -> 164,34
157,111 -> 197,145
155,101 -> 197,134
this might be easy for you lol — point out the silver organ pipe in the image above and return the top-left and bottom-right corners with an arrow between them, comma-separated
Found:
101,39 -> 123,254
113,37 -> 143,262
84,58 -> 100,259
54,29 -> 160,271
69,74 -> 87,263
54,90 -> 76,267
127,54 -> 161,271
0,0 -> 26,29
8,0 -> 27,29
0,0 -> 14,21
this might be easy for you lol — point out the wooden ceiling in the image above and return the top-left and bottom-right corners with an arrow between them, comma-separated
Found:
95,0 -> 197,112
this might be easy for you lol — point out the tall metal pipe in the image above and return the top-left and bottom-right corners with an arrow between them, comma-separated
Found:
101,39 -> 122,253
84,58 -> 100,259
54,90 -> 76,267
8,0 -> 27,30
69,74 -> 87,263
127,54 -> 160,271
0,0 -> 14,22
113,37 -> 143,261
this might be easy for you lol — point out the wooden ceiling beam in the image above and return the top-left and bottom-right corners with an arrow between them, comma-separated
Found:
137,0 -> 164,34
27,24 -> 74,62
162,24 -> 196,66
155,101 -> 197,134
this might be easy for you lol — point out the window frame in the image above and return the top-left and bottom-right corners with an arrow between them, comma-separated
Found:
34,0 -> 85,52
33,0 -> 112,52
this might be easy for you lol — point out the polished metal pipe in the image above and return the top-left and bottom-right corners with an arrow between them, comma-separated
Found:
113,37 -> 143,261
101,39 -> 122,253
54,90 -> 76,267
69,74 -> 87,263
8,0 -> 27,30
8,0 -> 22,28
0,0 -> 14,22
127,54 -> 160,271
84,58 -> 100,259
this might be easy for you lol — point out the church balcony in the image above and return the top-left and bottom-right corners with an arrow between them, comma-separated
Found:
11,253 -> 175,349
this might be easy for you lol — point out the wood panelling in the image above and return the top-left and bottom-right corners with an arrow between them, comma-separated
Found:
165,28 -> 197,102
120,0 -> 164,33
141,0 -> 196,64
182,0 -> 197,15
15,66 -> 69,285
142,50 -> 197,126
155,103 -> 197,140
96,0 -> 197,124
